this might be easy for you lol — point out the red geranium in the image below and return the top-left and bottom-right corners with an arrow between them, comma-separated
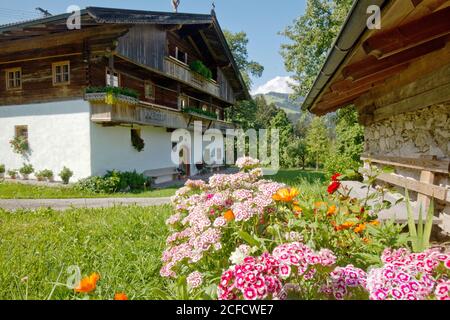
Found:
331,173 -> 341,181
327,181 -> 340,194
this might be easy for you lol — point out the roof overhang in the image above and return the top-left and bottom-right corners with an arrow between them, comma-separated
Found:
304,0 -> 450,115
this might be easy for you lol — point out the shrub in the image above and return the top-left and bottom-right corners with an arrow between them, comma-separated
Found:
189,60 -> 213,80
131,130 -> 145,152
0,164 -> 5,174
7,169 -> 18,179
104,170 -> 151,191
75,170 -> 151,194
59,167 -> 73,184
85,86 -> 139,99
35,171 -> 46,182
182,107 -> 217,119
41,169 -> 54,181
10,136 -> 29,155
19,163 -> 34,179
75,175 -> 120,194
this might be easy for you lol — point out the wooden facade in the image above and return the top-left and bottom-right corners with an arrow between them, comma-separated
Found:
0,7 -> 248,128
305,0 -> 450,233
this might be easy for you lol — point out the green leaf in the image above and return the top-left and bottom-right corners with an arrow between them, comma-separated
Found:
423,199 -> 434,250
150,288 -> 171,300
238,230 -> 260,247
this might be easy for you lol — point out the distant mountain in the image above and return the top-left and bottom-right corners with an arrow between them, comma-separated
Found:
253,91 -> 304,124
252,91 -> 336,134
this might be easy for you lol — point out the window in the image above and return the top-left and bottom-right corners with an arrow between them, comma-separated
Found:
52,61 -> 70,85
106,68 -> 120,87
5,67 -> 22,90
15,125 -> 28,140
144,81 -> 155,100
179,95 -> 188,109
175,47 -> 188,64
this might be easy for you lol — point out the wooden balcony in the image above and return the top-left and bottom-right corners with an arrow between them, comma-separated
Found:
163,57 -> 227,102
86,93 -> 235,132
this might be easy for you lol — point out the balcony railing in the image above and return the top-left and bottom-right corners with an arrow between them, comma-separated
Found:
86,93 -> 234,132
163,57 -> 223,100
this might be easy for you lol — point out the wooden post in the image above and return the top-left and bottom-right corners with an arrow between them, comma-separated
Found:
109,53 -> 115,87
417,155 -> 437,212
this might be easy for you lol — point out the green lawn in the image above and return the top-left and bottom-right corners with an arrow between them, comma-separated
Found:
0,205 -> 172,300
0,181 -> 178,199
0,168 -> 328,300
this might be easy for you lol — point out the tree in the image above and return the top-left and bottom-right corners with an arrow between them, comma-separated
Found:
281,0 -> 354,98
224,30 -> 264,88
270,109 -> 294,167
324,106 -> 364,176
285,138 -> 308,169
254,96 -> 278,130
305,116 -> 329,170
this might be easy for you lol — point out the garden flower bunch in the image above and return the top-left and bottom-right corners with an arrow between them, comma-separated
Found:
161,162 -> 286,281
218,242 -> 337,300
160,157 -> 449,300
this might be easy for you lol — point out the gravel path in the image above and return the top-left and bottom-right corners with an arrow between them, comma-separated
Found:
0,197 -> 172,211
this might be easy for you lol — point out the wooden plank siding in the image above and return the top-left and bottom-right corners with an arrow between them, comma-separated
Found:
0,52 -> 87,105
116,25 -> 167,72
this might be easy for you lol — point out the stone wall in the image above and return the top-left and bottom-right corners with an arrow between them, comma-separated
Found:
363,102 -> 450,235
364,103 -> 450,158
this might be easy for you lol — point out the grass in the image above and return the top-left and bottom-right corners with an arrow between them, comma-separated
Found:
0,205 -> 172,300
0,168 -> 328,300
0,181 -> 178,199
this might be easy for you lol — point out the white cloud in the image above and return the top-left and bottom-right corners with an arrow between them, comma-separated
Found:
252,76 -> 297,95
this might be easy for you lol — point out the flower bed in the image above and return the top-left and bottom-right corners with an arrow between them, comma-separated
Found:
160,157 -> 450,300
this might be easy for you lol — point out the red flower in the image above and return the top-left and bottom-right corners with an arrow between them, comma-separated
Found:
331,173 -> 341,181
327,181 -> 341,194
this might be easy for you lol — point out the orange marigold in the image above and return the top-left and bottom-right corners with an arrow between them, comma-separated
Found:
354,223 -> 367,233
327,205 -> 337,217
369,220 -> 380,226
272,188 -> 299,203
224,209 -> 235,222
74,273 -> 100,293
293,205 -> 302,217
114,292 -> 128,300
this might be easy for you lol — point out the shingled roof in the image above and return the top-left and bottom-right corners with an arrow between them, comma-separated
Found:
86,6 -> 213,25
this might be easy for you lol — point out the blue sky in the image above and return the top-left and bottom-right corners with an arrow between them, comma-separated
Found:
0,0 -> 306,93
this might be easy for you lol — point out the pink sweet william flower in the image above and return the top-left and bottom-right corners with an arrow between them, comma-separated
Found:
187,271 -> 203,289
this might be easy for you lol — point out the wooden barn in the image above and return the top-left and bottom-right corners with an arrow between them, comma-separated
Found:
0,7 -> 248,183
303,0 -> 450,234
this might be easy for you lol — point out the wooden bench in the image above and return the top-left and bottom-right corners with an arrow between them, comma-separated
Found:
143,167 -> 179,185
205,164 -> 224,173
361,154 -> 450,211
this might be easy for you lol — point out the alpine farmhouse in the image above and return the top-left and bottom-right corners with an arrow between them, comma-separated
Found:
0,7 -> 248,183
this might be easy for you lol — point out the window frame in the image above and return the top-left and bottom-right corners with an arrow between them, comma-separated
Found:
5,67 -> 22,91
105,68 -> 121,88
14,125 -> 28,140
144,80 -> 155,100
52,61 -> 71,86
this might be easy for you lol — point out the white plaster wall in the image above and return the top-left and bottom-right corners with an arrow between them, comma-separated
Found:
0,100 -> 92,182
90,124 -> 178,176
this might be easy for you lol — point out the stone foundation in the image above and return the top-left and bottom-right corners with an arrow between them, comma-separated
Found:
362,102 -> 450,235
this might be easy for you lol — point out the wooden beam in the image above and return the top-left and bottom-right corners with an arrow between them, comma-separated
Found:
330,64 -> 409,92
0,25 -> 129,55
343,36 -> 447,81
373,81 -> 450,122
363,6 -> 450,58
376,172 -> 448,202
361,155 -> 450,174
